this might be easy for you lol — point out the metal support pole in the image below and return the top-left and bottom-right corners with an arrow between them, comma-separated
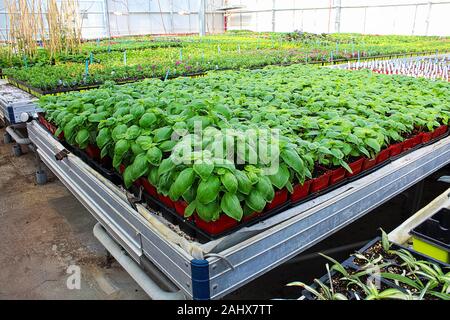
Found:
169,0 -> 174,33
93,223 -> 185,300
199,0 -> 206,36
272,0 -> 276,32
411,4 -> 418,35
188,0 -> 192,33
425,1 -> 432,36
363,7 -> 367,33
103,0 -> 111,38
126,0 -> 131,35
334,0 -> 341,33
240,2 -> 243,30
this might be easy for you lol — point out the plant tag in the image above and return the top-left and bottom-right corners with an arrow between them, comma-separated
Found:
124,51 -> 127,65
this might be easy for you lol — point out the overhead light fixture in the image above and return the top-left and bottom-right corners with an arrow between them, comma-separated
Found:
178,10 -> 190,16
113,11 -> 123,16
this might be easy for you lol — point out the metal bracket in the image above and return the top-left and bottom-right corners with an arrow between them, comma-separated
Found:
204,253 -> 235,270
54,149 -> 70,161
126,186 -> 143,211
437,176 -> 450,184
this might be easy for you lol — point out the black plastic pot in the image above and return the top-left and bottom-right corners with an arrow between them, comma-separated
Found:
299,257 -> 395,300
351,236 -> 450,268
410,208 -> 450,263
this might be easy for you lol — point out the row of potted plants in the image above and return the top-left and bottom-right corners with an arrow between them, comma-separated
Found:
291,124 -> 449,203
4,31 -> 450,92
37,63 -> 450,238
38,110 -> 449,237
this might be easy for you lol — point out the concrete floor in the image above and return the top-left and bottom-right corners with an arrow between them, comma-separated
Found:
1,126 -> 449,300
0,128 -> 147,299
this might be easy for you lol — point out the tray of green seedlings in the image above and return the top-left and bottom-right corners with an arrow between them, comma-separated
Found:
37,63 -> 450,240
289,230 -> 450,300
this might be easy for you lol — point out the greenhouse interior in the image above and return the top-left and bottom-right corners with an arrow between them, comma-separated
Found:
0,0 -> 449,305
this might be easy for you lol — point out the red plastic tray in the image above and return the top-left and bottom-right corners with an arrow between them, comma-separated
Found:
140,178 -> 158,197
194,214 -> 238,235
421,131 -> 433,143
265,189 -> 288,211
346,158 -> 364,177
291,180 -> 312,203
330,167 -> 346,185
158,194 -> 175,208
375,148 -> 390,164
388,142 -> 403,157
363,157 -> 377,171
174,200 -> 188,218
310,172 -> 331,193
85,144 -> 101,161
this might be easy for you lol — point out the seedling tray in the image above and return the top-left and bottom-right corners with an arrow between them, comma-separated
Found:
8,51 -> 440,96
36,115 -> 450,241
140,189 -> 291,242
301,236 -> 450,300
61,142 -> 123,186
290,126 -> 450,206
7,72 -> 206,97
45,131 -> 291,241
28,117 -> 450,300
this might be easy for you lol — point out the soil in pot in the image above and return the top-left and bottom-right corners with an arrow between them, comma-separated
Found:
353,241 -> 401,266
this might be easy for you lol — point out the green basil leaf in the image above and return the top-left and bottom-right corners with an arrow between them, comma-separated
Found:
196,175 -> 221,204
96,127 -> 111,149
269,163 -> 290,190
147,147 -> 163,166
246,189 -> 266,213
168,168 -> 195,201
281,149 -> 304,176
256,175 -> 275,202
193,161 -> 215,181
221,192 -> 243,221
196,199 -> 220,222
221,172 -> 238,194
234,170 -> 253,194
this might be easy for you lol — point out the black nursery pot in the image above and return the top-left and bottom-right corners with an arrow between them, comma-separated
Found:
410,208 -> 450,264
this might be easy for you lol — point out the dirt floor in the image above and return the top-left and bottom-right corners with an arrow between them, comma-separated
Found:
1,126 -> 449,300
